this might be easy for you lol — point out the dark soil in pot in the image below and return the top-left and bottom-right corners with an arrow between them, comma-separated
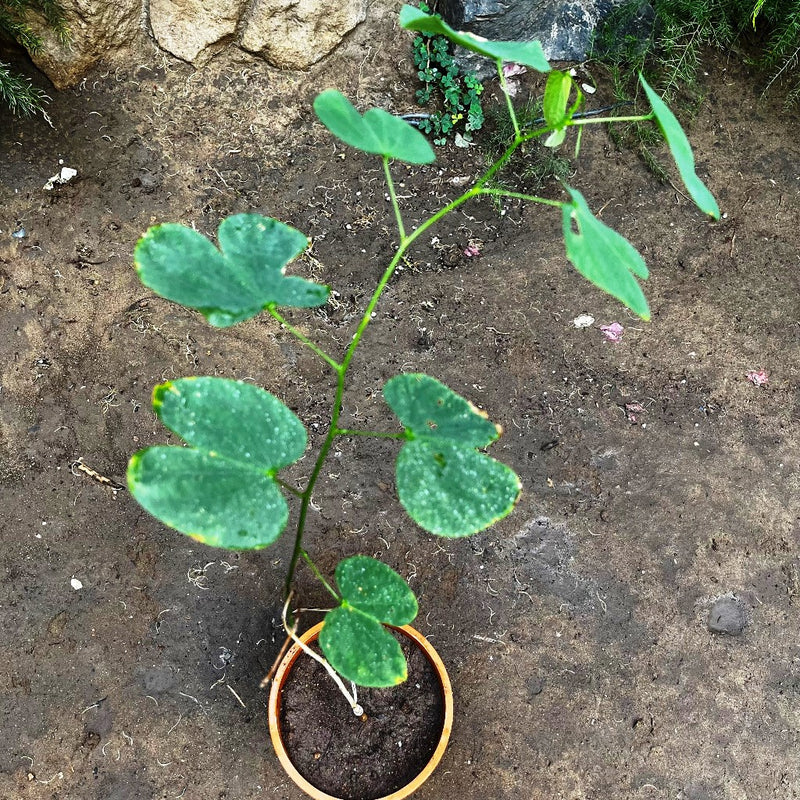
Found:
279,632 -> 444,800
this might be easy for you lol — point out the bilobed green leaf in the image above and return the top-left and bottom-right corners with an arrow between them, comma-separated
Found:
384,372 -> 499,448
134,214 -> 329,328
319,606 -> 407,687
395,439 -> 521,537
399,4 -> 551,72
384,374 -> 521,537
127,377 -> 307,549
562,187 -> 651,321
639,75 -> 720,220
543,70 -> 572,128
127,447 -> 289,549
313,90 -> 435,164
335,556 -> 418,626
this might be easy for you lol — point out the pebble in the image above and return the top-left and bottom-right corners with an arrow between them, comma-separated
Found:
708,595 -> 747,635
527,676 -> 544,698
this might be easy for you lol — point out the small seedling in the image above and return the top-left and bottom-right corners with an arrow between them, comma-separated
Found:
127,5 -> 718,710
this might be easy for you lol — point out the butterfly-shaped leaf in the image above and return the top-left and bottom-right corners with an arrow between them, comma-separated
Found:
384,374 -> 521,537
134,213 -> 329,328
319,606 -> 408,687
400,4 -> 550,72
127,377 -> 306,549
562,186 -> 650,320
314,90 -> 435,164
318,556 -> 419,688
639,75 -> 720,220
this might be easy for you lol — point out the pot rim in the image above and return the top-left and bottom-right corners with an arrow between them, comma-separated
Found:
268,621 -> 454,800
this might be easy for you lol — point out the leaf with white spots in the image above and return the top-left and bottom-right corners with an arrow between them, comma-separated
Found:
127,377 -> 306,549
384,374 -> 521,537
134,214 -> 329,328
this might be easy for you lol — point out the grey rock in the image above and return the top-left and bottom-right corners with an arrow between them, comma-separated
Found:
708,595 -> 747,636
439,0 -> 641,63
527,675 -> 545,699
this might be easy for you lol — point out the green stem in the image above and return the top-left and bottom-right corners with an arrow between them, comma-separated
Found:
268,306 -> 341,371
496,58 -> 521,140
476,124 -> 554,191
568,113 -> 654,127
478,188 -> 564,209
284,372 -> 344,599
334,428 -> 406,439
283,116 -> 556,599
276,478 -> 303,498
383,156 -> 406,240
301,549 -> 340,600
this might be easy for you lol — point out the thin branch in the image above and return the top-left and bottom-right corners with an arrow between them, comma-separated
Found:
478,188 -> 564,209
276,478 -> 303,498
334,428 -> 406,440
496,58 -> 521,140
383,156 -> 406,240
267,306 -> 341,372
300,550 -> 340,601
568,113 -> 654,127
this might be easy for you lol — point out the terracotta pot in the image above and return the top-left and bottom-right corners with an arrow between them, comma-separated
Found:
268,622 -> 453,800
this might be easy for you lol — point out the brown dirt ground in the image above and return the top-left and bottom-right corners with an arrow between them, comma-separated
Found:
1,5 -> 799,800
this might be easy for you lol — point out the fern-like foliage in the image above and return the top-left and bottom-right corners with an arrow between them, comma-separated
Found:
0,0 -> 68,117
755,0 -> 800,99
593,0 -> 800,107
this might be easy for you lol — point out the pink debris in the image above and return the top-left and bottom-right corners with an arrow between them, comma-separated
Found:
746,369 -> 769,387
502,63 -> 527,96
463,242 -> 482,258
624,402 -> 645,424
600,322 -> 624,343
503,63 -> 527,78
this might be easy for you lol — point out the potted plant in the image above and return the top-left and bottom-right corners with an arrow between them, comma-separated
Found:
125,6 -> 718,798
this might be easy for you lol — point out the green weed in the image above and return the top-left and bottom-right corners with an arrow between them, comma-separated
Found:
410,2 -> 484,144
0,0 -> 68,117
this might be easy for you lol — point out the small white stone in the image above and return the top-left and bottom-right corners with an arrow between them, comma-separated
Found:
71,577 -> 83,590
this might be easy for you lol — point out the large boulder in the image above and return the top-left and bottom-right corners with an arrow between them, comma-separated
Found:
439,0 -> 630,62
149,0 -> 250,65
239,0 -> 368,70
25,0 -> 141,89
22,0 -> 372,85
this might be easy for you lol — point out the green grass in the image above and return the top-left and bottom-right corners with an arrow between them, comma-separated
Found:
1,0 -> 68,117
588,0 -> 800,176
592,0 -> 800,106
